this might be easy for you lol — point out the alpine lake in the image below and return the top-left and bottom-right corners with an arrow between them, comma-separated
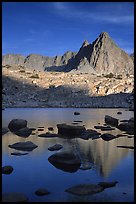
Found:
2,108 -> 134,202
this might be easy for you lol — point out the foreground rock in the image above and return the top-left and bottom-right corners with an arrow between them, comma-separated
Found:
2,192 -> 28,202
8,119 -> 27,132
57,124 -> 86,137
48,144 -> 63,151
65,184 -> 104,195
105,115 -> 118,127
101,133 -> 116,141
35,188 -> 50,196
48,151 -> 81,173
14,127 -> 32,137
98,181 -> 118,188
2,166 -> 13,174
9,141 -> 38,151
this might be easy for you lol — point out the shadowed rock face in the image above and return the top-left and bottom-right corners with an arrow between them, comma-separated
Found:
88,32 -> 134,75
2,32 -> 133,75
48,151 -> 81,173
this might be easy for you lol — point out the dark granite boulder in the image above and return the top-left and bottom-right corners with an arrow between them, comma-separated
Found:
8,119 -> 27,132
74,112 -> 80,115
48,127 -> 54,131
2,165 -> 13,174
38,133 -> 59,138
48,144 -> 63,151
57,124 -> 86,137
8,141 -> 38,151
101,133 -> 116,141
35,188 -> 50,196
105,115 -> 118,127
117,122 -> 134,134
48,151 -> 81,173
14,127 -> 32,137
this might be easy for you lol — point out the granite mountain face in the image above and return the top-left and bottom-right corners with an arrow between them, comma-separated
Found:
2,32 -> 134,75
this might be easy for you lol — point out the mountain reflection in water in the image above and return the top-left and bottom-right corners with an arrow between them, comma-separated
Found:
2,108 -> 134,178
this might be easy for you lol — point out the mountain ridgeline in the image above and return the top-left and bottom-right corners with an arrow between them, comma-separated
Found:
2,32 -> 134,76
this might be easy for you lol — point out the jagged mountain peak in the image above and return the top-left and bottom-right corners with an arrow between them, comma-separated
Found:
99,31 -> 110,38
82,40 -> 90,47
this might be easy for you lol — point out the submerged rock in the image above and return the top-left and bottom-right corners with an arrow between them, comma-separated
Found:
8,141 -> 38,151
73,120 -> 83,123
80,163 -> 92,170
48,144 -> 63,151
2,165 -> 13,174
11,152 -> 28,156
101,126 -> 115,131
38,133 -> 59,138
94,125 -> 104,129
35,188 -> 50,196
117,112 -> 122,115
8,119 -> 27,132
74,112 -> 80,115
101,133 -> 116,141
2,192 -> 28,202
65,184 -> 104,195
98,181 -> 118,188
105,115 -> 118,127
14,127 -> 32,137
48,127 -> 54,131
116,145 -> 134,149
48,151 -> 81,173
38,128 -> 44,131
29,127 -> 37,131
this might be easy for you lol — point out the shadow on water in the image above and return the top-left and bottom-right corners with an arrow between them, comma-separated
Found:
2,75 -> 133,108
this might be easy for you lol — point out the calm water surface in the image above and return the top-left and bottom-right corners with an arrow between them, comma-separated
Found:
2,108 -> 134,202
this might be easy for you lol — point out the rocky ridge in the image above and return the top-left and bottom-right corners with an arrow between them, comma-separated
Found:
2,32 -> 134,75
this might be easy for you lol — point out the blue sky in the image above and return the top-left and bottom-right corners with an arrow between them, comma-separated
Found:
2,2 -> 134,57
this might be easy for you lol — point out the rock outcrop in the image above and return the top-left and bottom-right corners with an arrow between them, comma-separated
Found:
2,54 -> 25,66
